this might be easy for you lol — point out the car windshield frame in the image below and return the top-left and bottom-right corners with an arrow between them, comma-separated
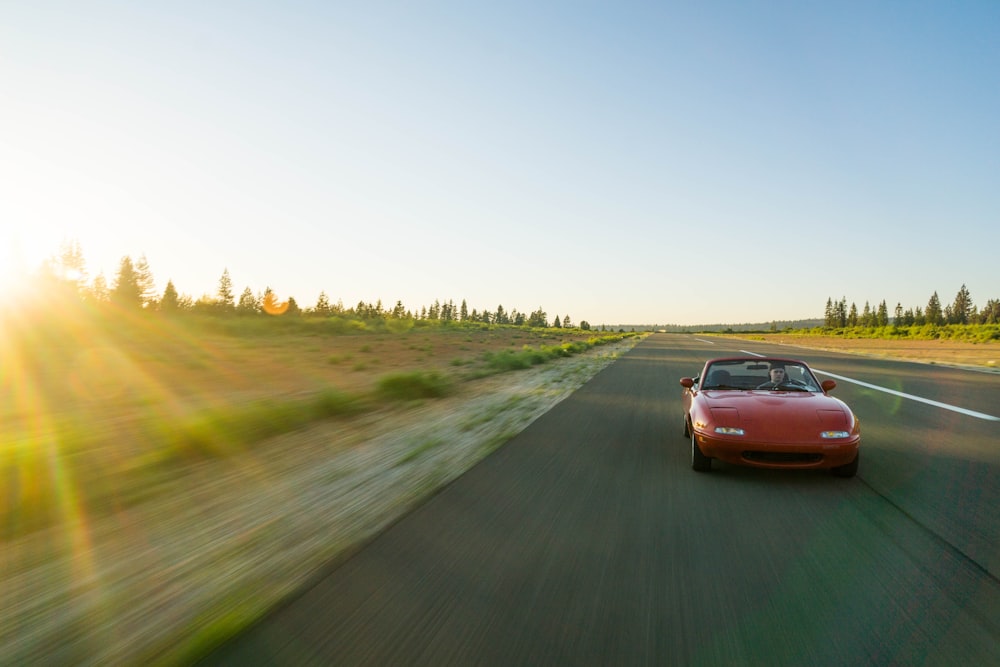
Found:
700,358 -> 822,392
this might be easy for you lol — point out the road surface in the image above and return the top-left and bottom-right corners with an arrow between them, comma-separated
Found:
202,334 -> 1000,665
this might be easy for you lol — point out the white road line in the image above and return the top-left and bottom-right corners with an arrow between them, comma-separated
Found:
813,369 -> 1000,422
695,338 -> 716,345
736,349 -> 997,421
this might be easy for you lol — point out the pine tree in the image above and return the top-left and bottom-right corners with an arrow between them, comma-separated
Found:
553,315 -> 562,328
460,299 -> 468,321
848,303 -> 858,327
926,292 -> 943,325
981,299 -> 1000,324
527,308 -> 548,328
315,291 -> 331,316
111,256 -> 143,310
160,280 -> 180,313
952,284 -> 972,325
58,239 -> 88,289
237,287 -> 258,315
218,269 -> 235,312
89,273 -> 110,303
877,300 -> 889,327
134,254 -> 156,308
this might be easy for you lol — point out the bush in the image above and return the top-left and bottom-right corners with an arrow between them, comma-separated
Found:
376,371 -> 452,400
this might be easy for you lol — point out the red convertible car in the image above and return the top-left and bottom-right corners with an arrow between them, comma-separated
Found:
680,357 -> 860,477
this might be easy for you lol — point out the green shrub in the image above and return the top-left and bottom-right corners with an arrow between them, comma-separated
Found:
376,371 -> 452,400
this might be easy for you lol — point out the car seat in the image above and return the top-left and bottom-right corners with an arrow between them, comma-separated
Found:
706,369 -> 731,388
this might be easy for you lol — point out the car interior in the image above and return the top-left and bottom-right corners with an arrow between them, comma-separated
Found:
699,360 -> 821,391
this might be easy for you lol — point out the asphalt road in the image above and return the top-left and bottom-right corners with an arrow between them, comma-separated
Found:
202,334 -> 1000,666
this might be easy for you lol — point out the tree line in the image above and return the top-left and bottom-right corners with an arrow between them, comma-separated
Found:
30,241 -> 592,330
823,284 -> 1000,328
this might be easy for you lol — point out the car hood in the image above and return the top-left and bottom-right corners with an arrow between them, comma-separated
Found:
700,391 -> 854,442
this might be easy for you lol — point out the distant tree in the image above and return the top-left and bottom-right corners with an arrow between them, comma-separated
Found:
951,284 -> 972,324
824,297 -> 835,327
460,299 -> 469,321
926,292 -> 943,325
563,314 -> 572,328
285,296 -> 300,316
314,291 -> 331,316
160,280 -> 180,313
111,256 -> 143,310
861,301 -> 873,328
579,320 -> 591,331
847,303 -> 858,327
89,272 -> 110,303
217,269 -> 235,312
391,300 -> 406,319
57,239 -> 88,291
553,315 -> 562,328
527,307 -> 548,328
876,300 -> 889,327
237,287 -> 258,315
981,299 -> 1000,324
134,254 -> 156,308
495,304 -> 508,325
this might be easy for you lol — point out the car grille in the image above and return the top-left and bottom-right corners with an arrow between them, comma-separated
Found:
742,451 -> 823,464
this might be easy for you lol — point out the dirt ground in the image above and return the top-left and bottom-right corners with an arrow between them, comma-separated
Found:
0,325 -> 640,665
3,327 -> 996,663
721,333 -> 1000,371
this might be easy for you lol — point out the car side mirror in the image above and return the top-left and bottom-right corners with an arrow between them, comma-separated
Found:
680,377 -> 695,389
821,379 -> 837,392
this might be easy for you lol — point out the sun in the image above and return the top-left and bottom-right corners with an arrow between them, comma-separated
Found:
0,230 -> 56,304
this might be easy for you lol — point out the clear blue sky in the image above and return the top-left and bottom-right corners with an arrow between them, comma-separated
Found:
3,1 -> 998,325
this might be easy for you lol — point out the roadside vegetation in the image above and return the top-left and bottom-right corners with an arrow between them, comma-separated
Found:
696,284 -> 1000,344
2,255 -> 637,539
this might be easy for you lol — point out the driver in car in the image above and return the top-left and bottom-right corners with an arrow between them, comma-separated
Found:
757,363 -> 788,389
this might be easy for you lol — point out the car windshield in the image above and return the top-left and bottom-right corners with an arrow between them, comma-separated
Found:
701,359 -> 821,392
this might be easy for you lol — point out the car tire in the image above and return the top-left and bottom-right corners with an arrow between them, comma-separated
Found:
832,452 -> 859,478
691,430 -> 711,472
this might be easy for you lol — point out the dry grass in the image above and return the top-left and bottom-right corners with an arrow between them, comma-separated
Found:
0,318 -> 639,665
5,325 -> 992,663
723,333 -> 1000,371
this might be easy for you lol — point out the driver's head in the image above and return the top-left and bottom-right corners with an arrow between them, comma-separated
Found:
769,363 -> 785,381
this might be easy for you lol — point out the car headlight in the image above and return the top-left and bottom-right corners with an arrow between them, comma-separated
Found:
714,427 -> 745,436
820,430 -> 850,439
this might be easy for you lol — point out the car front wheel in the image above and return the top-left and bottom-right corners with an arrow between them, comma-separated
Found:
691,430 -> 712,472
